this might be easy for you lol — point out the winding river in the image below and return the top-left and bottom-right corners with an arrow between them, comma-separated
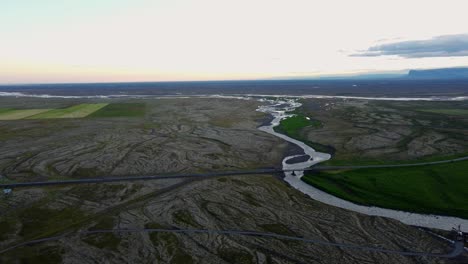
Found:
3,89 -> 467,231
257,98 -> 468,231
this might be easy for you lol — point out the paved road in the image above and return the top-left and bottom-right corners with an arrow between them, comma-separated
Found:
0,228 -> 464,258
314,156 -> 468,170
0,169 -> 287,189
2,155 -> 467,189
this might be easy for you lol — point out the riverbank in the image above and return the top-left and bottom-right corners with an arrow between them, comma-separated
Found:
257,97 -> 468,231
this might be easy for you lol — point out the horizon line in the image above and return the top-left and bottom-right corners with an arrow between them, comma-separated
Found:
2,66 -> 468,86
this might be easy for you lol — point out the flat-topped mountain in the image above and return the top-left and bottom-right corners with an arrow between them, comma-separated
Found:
408,67 -> 468,79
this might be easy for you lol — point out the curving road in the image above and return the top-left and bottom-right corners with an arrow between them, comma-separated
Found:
0,228 -> 464,258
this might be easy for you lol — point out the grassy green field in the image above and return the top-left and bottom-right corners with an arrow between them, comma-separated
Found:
274,114 -> 334,153
0,109 -> 52,120
418,108 -> 468,115
0,108 -> 13,114
88,103 -> 145,118
303,160 -> 468,219
28,103 -> 108,119
274,114 -> 321,139
0,103 -> 144,120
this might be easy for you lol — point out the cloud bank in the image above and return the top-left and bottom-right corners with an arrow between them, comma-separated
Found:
352,34 -> 468,58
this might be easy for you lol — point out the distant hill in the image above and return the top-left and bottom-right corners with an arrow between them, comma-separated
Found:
408,67 -> 468,79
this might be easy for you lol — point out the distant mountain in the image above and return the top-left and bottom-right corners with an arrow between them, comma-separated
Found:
271,72 -> 406,81
334,67 -> 468,80
407,67 -> 468,79
318,73 -> 406,80
270,67 -> 468,81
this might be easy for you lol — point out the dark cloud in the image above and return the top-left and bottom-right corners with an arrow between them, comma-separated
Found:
352,34 -> 468,58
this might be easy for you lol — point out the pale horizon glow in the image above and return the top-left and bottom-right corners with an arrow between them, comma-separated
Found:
1,0 -> 468,84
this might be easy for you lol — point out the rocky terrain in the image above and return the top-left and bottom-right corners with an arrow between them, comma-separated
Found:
0,97 -> 466,263
298,99 -> 468,163
0,98 -> 285,181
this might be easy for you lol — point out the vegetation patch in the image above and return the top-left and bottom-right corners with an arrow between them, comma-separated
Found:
89,216 -> 115,230
274,114 -> 321,139
218,248 -> 254,264
274,114 -> 335,154
0,109 -> 52,120
0,108 -> 13,114
231,178 -> 249,187
72,167 -> 105,178
0,218 -> 16,240
240,191 -> 261,207
260,223 -> 296,236
83,216 -> 120,250
0,104 -> 109,120
28,103 -> 108,119
209,115 -> 243,128
172,210 -> 201,227
18,206 -> 86,239
303,160 -> 468,219
145,223 -> 193,264
418,108 -> 468,115
68,184 -> 126,202
88,103 -> 146,118
0,245 -> 63,264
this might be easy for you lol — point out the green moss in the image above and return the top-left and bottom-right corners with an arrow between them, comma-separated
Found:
83,233 -> 120,250
145,222 -> 165,229
0,219 -> 15,240
260,223 -> 296,236
240,191 -> 261,207
172,251 -> 194,264
0,131 -> 16,140
145,223 -> 193,264
83,216 -> 120,250
231,179 -> 249,187
209,115 -> 243,128
172,210 -> 200,227
46,163 -> 61,178
143,122 -> 161,129
89,216 -> 115,230
18,206 -> 86,239
0,245 -> 63,264
218,248 -> 254,264
68,184 -> 126,202
72,167 -> 104,178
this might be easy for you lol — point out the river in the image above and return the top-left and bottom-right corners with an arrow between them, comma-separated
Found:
256,98 -> 468,231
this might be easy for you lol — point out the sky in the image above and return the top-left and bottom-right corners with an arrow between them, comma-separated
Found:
1,0 -> 468,83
